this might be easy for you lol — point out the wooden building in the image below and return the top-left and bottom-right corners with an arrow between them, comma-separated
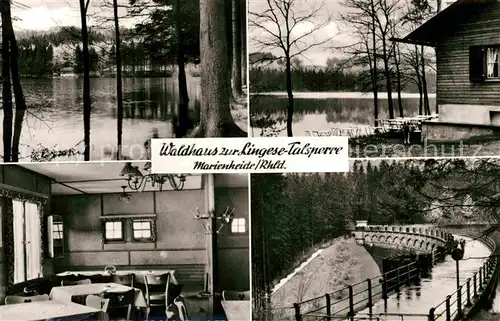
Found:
394,0 -> 500,141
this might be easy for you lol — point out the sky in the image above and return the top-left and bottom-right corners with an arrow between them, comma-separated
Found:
12,0 -> 142,32
248,0 -> 352,67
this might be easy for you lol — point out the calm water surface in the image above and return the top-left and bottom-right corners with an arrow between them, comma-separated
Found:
1,77 -> 201,161
250,92 -> 437,136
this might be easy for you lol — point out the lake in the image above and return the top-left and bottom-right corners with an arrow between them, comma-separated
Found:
0,77 -> 201,161
250,92 -> 437,137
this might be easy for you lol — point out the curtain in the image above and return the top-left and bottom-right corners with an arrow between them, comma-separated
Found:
487,48 -> 499,78
12,200 -> 25,284
12,201 -> 42,284
25,202 -> 41,280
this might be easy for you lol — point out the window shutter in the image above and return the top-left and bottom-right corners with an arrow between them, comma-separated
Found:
469,46 -> 485,83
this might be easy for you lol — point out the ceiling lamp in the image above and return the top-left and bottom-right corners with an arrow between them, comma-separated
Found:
119,162 -> 186,192
118,186 -> 131,203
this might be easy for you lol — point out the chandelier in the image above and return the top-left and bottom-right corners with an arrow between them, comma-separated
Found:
118,186 -> 131,203
119,162 -> 187,192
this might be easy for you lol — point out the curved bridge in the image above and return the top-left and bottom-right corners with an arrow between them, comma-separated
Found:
353,224 -> 452,253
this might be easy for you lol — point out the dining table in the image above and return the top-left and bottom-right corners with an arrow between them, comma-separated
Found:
221,300 -> 251,321
0,299 -> 101,320
57,269 -> 179,284
49,282 -> 148,308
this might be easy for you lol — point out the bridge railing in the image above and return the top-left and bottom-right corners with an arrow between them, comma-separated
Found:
429,250 -> 498,321
293,262 -> 421,321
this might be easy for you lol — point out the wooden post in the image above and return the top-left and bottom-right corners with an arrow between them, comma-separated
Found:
445,295 -> 451,321
293,303 -> 301,321
473,273 -> 478,297
457,286 -> 462,317
396,267 -> 400,293
381,273 -> 388,307
348,285 -> 354,319
466,278 -> 471,306
428,307 -> 435,321
325,293 -> 331,319
407,264 -> 411,285
479,268 -> 483,290
367,279 -> 373,315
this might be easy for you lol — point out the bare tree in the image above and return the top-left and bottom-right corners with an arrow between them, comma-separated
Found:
79,0 -> 92,161
2,0 -> 27,162
341,0 -> 403,120
339,0 -> 379,125
249,0 -> 335,137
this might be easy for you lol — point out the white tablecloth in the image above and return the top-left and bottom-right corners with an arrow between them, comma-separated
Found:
0,300 -> 100,320
57,269 -> 178,284
221,301 -> 251,321
49,283 -> 147,308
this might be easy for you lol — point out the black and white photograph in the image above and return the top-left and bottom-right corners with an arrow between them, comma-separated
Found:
1,0 -> 248,163
249,0 -> 500,157
251,159 -> 500,320
0,162 -> 250,320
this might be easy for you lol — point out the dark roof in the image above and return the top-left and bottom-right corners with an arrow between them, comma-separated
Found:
392,0 -> 496,47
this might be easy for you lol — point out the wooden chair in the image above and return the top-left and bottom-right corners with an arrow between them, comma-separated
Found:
166,303 -> 180,321
100,289 -> 135,320
111,273 -> 135,288
61,279 -> 91,286
221,290 -> 250,301
144,273 -> 171,317
5,294 -> 49,305
174,296 -> 189,320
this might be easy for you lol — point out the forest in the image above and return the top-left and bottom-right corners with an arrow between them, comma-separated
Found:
251,159 -> 500,315
14,15 -> 199,78
249,65 -> 437,93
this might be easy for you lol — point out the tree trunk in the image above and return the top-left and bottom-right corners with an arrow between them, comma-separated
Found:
192,0 -> 246,137
9,33 -> 27,163
240,0 -> 247,87
285,54 -> 294,137
421,46 -> 430,115
79,0 -> 91,161
175,0 -> 190,138
371,0 -> 378,127
395,45 -> 403,118
231,0 -> 243,98
1,1 -> 13,162
113,0 -> 124,160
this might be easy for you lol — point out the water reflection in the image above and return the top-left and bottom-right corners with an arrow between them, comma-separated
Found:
250,94 -> 437,136
0,77 -> 201,161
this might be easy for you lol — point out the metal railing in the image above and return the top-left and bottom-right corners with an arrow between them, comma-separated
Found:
293,261 -> 422,321
428,248 -> 498,321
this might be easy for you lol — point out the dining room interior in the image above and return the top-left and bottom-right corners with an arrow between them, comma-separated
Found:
0,161 -> 250,321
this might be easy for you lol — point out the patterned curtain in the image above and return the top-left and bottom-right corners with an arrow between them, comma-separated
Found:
1,189 -> 47,291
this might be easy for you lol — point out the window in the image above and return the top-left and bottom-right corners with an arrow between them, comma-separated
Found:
133,220 -> 152,240
48,215 -> 64,258
469,45 -> 500,82
100,215 -> 157,244
53,222 -> 63,240
105,221 -> 124,241
231,218 -> 246,233
13,201 -> 42,283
